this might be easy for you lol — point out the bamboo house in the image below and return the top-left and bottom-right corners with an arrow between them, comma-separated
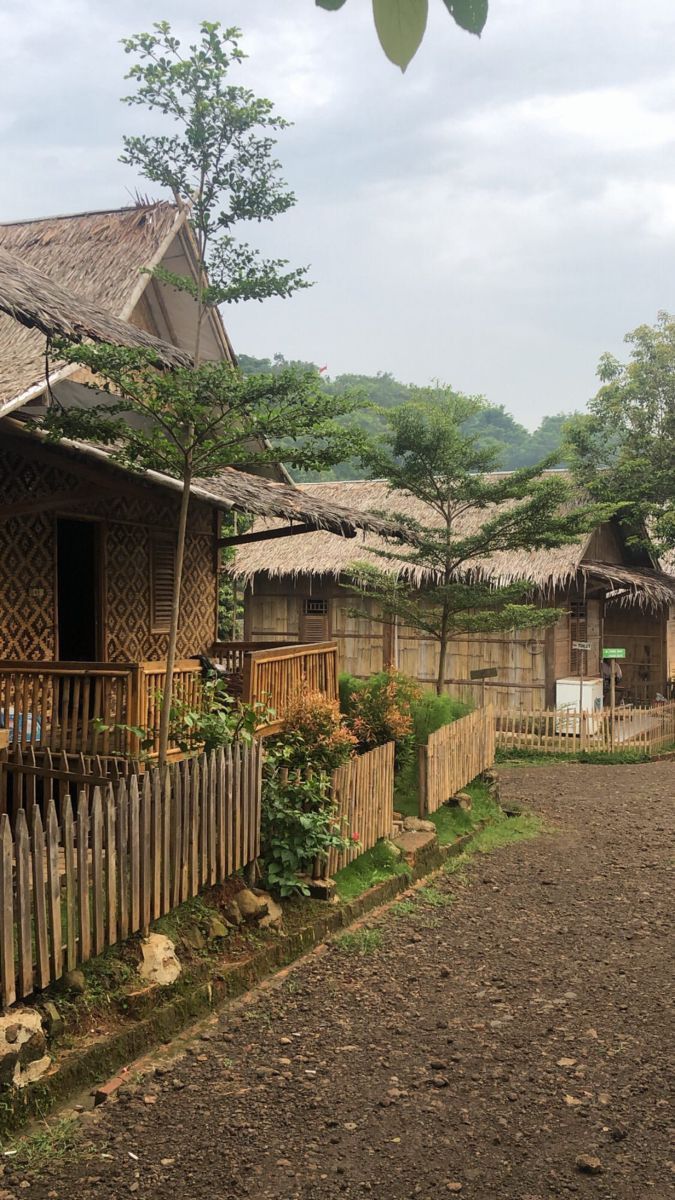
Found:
0,203 -> 405,756
231,478 -> 675,709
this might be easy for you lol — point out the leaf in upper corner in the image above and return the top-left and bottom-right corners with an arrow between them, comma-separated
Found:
372,0 -> 428,72
443,0 -> 489,36
316,0 -> 348,10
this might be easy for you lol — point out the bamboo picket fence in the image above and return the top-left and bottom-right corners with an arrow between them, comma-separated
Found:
418,708 -> 496,817
495,701 -> 675,755
322,741 -> 396,878
0,742 -> 263,1009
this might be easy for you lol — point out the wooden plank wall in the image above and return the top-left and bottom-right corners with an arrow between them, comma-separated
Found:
419,708 -> 496,816
0,743 -> 263,1008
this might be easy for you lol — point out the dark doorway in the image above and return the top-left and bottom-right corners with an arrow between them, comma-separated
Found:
56,519 -> 101,661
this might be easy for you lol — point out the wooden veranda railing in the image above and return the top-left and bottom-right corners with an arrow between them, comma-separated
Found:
0,643 -> 341,761
243,642 -> 339,735
0,661 -> 136,756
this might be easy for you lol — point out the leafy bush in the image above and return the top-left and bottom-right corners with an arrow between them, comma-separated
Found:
260,755 -> 353,896
169,681 -> 266,754
276,689 -> 356,772
260,688 -> 357,895
340,670 -> 421,763
411,692 -> 471,744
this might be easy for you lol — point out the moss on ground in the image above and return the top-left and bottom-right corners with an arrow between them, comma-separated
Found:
334,840 -> 411,902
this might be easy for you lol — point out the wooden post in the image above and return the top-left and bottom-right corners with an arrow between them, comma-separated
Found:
610,660 -> 616,751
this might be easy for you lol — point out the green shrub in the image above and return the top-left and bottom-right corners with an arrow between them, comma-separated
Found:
340,669 -> 421,769
260,758 -> 353,897
411,692 -> 471,744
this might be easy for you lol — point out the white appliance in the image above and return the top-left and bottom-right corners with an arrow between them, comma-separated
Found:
555,677 -> 603,734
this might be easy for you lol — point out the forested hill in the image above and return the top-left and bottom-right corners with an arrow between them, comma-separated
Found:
238,354 -> 578,481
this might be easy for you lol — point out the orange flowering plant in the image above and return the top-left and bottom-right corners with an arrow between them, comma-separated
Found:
340,670 -> 421,766
279,688 -> 356,773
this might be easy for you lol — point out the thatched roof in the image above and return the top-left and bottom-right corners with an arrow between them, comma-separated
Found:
0,245 -> 190,368
7,422 -> 407,540
0,202 -> 184,410
231,477 -> 675,608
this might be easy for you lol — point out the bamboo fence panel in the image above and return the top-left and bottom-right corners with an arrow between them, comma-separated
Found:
419,708 -> 496,817
0,745 -> 139,828
494,702 -> 675,755
0,743 -> 263,1009
321,741 -> 396,878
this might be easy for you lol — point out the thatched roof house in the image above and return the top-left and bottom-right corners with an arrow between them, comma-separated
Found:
233,478 -> 675,707
0,202 -> 405,667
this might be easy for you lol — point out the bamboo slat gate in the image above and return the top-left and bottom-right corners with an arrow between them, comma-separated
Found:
321,741 -> 396,878
419,708 -> 496,817
495,701 -> 675,755
0,742 -> 263,1009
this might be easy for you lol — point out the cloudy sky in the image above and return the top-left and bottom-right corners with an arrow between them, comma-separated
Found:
1,0 -> 674,426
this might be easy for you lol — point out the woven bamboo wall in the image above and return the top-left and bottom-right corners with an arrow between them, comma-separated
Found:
0,442 -> 216,662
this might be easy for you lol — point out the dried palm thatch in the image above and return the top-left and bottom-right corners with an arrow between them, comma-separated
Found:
231,477 -> 675,608
0,202 -> 182,407
11,423 -> 408,539
0,245 -> 190,367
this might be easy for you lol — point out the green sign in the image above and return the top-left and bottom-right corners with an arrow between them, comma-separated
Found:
602,648 -> 626,659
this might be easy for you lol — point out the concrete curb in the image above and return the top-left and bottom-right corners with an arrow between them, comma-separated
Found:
0,827 -> 479,1134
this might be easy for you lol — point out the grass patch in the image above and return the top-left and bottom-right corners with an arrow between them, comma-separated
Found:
335,838 -> 411,902
495,746 -> 660,767
336,928 -> 382,955
392,898 -> 417,917
4,1117 -> 80,1172
463,808 -> 542,855
416,883 -> 454,907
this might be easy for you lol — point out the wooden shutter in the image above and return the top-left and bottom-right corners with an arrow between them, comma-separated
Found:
300,598 -> 329,643
150,537 -> 176,634
569,600 -> 587,675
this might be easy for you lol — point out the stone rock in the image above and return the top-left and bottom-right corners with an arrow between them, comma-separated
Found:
139,934 -> 181,986
222,902 -> 243,927
379,838 -> 403,861
40,1001 -> 64,1039
481,769 -> 499,784
0,1011 -> 51,1089
235,888 -> 269,920
451,792 -> 472,811
181,925 -> 206,951
575,1155 -> 603,1175
257,893 -> 283,930
14,1055 -> 52,1088
60,968 -> 86,995
206,916 -> 229,940
402,816 -> 436,834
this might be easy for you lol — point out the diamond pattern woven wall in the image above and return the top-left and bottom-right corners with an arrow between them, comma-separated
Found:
1,443 -> 216,662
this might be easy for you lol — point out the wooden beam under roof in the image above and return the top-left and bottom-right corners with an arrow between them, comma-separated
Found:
217,522 -> 357,549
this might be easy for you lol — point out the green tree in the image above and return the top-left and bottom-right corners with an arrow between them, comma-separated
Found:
350,389 -> 603,694
566,312 -> 675,553
316,0 -> 488,72
41,21 -> 355,766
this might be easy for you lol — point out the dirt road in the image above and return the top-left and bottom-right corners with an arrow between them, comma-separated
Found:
11,763 -> 675,1199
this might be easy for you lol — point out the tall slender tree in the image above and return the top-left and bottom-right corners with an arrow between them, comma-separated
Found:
350,389 -> 605,694
42,22 -> 361,765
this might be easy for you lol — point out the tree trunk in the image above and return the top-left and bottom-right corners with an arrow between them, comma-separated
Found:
157,456 -> 193,769
436,637 -> 448,696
